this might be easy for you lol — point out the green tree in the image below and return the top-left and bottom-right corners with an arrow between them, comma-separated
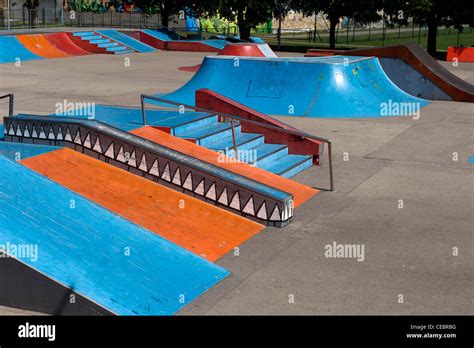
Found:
404,0 -> 473,56
217,0 -> 276,41
293,0 -> 382,49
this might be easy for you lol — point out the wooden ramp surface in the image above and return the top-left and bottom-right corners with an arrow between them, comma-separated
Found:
21,148 -> 264,262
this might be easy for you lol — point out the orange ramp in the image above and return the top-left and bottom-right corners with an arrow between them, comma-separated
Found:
17,34 -> 70,59
21,148 -> 264,262
131,126 -> 318,208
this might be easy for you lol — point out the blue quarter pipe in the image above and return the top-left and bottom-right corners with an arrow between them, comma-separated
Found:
159,55 -> 430,117
0,36 -> 42,63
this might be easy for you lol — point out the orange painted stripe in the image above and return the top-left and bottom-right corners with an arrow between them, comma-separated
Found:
17,34 -> 70,59
131,126 -> 318,207
21,148 -> 264,262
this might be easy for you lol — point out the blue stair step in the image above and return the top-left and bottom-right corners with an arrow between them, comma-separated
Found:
106,46 -> 128,52
248,143 -> 288,167
114,49 -> 135,55
155,114 -> 217,136
259,154 -> 313,178
98,42 -> 118,48
72,31 -> 95,36
90,39 -> 110,44
80,35 -> 102,41
181,123 -> 239,147
207,132 -> 265,156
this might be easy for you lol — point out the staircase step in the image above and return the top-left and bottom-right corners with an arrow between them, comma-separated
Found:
80,35 -> 102,41
106,46 -> 128,52
248,143 -> 288,167
259,154 -> 313,178
156,114 -> 218,136
114,50 -> 135,55
98,42 -> 118,48
72,31 -> 95,36
181,123 -> 240,147
90,39 -> 110,44
207,132 -> 265,157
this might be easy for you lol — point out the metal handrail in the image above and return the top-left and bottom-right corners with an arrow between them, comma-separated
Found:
0,94 -> 14,117
140,94 -> 334,191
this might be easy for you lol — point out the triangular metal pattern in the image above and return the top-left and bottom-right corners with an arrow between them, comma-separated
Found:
92,137 -> 102,153
104,143 -> 114,158
194,179 -> 205,196
229,191 -> 240,210
83,133 -> 92,148
56,126 -> 63,140
128,150 -> 137,167
47,126 -> 55,140
182,172 -> 193,190
16,125 -> 22,137
256,202 -> 268,220
39,126 -> 47,139
23,126 -> 30,138
148,159 -> 159,176
64,128 -> 72,142
31,126 -> 38,138
8,124 -> 15,135
73,129 -> 81,144
116,146 -> 126,162
217,187 -> 228,205
161,163 -> 171,181
172,167 -> 181,186
242,197 -> 255,216
4,124 -> 9,134
205,183 -> 216,200
138,154 -> 148,171
269,204 -> 281,221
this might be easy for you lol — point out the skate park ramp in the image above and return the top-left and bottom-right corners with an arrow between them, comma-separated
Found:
0,36 -> 43,63
0,155 -> 228,315
45,33 -> 91,56
16,34 -> 70,59
0,141 -> 59,161
97,30 -> 156,53
21,148 -> 264,262
307,44 -> 474,102
159,55 -> 429,117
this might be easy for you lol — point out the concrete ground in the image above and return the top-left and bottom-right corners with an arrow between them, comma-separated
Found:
0,49 -> 472,315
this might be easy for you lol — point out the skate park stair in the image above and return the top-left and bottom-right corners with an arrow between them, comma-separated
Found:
4,114 -> 295,226
72,32 -> 135,55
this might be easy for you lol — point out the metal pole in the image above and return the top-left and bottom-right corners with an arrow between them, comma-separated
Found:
9,94 -> 14,117
7,0 -> 11,30
277,0 -> 281,50
230,119 -> 238,159
140,96 -> 147,125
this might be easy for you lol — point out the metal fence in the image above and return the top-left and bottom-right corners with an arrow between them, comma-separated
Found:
63,10 -> 166,29
0,8 -> 64,30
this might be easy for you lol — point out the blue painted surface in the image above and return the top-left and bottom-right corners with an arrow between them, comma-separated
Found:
0,36 -> 43,63
97,30 -> 156,53
468,155 -> 474,164
74,31 -> 135,55
0,141 -> 60,161
0,156 -> 229,315
158,55 -> 430,118
0,125 -> 3,140
142,29 -> 228,49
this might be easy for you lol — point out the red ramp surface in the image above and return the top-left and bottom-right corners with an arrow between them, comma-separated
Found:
45,33 -> 90,56
22,148 -> 264,262
16,34 -> 70,59
447,46 -> 474,63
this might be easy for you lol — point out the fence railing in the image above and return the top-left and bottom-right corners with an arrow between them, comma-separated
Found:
0,8 -> 64,30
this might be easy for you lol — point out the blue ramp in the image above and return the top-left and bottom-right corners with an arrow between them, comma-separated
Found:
97,30 -> 156,53
0,36 -> 43,63
0,157 -> 228,315
158,55 -> 430,118
0,141 -> 60,161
